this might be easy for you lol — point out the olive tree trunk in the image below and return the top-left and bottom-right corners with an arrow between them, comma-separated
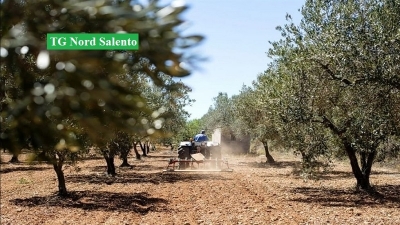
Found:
262,140 -> 275,163
343,140 -> 376,190
52,153 -> 68,196
120,157 -> 131,167
139,141 -> 147,157
9,151 -> 20,163
104,156 -> 116,176
133,143 -> 141,160
119,146 -> 132,167
146,142 -> 150,154
322,116 -> 375,191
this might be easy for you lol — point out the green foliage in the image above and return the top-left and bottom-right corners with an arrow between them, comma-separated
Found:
375,136 -> 400,162
202,92 -> 243,138
196,0 -> 400,184
265,0 -> 400,186
106,131 -> 132,156
146,76 -> 194,145
0,0 -> 203,155
176,118 -> 202,143
1,0 -> 202,195
235,70 -> 284,143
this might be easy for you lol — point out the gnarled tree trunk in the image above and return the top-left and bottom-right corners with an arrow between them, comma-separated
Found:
120,157 -> 131,167
322,116 -> 375,191
343,141 -> 375,191
52,153 -> 67,196
139,141 -> 147,157
262,140 -> 275,163
146,142 -> 150,154
9,149 -> 21,163
119,145 -> 132,167
133,143 -> 141,160
104,156 -> 116,176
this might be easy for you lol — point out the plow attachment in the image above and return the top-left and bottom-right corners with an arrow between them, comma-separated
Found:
163,153 -> 233,172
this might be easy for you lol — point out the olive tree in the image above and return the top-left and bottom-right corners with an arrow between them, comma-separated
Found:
232,69 -> 292,163
0,0 -> 203,195
268,0 -> 400,191
202,93 -> 236,137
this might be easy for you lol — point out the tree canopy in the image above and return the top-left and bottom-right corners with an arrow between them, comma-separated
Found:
1,0 -> 203,152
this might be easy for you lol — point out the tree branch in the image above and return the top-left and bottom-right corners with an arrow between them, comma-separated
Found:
312,59 -> 400,90
312,115 -> 348,137
312,59 -> 353,85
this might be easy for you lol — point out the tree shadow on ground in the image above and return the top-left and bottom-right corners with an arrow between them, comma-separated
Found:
10,191 -> 167,214
372,170 -> 400,175
144,159 -> 177,163
290,184 -> 400,208
317,170 -> 400,181
160,172 -> 232,183
0,166 -> 51,174
241,161 -> 400,183
89,164 -> 166,173
144,155 -> 176,159
131,163 -> 168,171
81,156 -> 105,160
66,171 -> 231,185
315,170 -> 354,180
292,169 -> 400,181
67,172 -> 163,185
90,165 -> 109,173
241,161 -> 301,169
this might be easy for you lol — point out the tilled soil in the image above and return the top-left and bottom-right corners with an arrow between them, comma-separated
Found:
1,150 -> 399,225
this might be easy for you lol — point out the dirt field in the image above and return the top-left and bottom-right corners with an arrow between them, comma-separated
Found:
1,149 -> 399,225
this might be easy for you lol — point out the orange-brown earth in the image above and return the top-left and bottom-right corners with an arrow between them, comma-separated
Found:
1,149 -> 399,225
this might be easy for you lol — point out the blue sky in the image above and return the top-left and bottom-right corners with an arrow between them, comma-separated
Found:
174,0 -> 305,120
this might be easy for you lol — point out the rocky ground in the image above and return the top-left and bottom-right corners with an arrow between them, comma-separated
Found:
1,149 -> 399,225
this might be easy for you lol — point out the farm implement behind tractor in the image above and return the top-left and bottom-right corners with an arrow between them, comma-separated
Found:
163,141 -> 233,172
